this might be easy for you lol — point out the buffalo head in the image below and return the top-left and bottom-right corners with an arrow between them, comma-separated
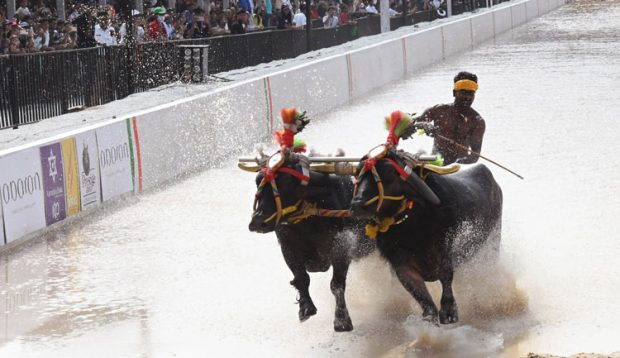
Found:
350,145 -> 440,219
249,151 -> 330,233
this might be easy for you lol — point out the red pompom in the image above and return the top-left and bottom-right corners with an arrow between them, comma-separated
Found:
280,108 -> 298,125
274,129 -> 295,148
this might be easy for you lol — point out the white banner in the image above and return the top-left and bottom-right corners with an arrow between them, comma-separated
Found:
75,131 -> 102,211
96,121 -> 134,202
0,148 -> 46,243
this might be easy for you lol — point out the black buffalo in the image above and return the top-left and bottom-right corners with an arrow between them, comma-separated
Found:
248,156 -> 374,331
349,149 -> 502,324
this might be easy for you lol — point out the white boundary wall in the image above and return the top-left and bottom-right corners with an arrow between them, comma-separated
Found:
0,0 -> 566,250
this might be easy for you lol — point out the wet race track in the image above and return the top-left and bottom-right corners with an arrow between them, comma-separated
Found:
1,1 -> 620,356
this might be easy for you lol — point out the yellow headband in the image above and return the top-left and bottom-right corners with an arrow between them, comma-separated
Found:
453,79 -> 478,92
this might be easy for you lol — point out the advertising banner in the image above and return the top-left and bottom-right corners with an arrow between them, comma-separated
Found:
75,131 -> 101,211
61,138 -> 81,217
40,142 -> 67,226
0,148 -> 46,243
96,121 -> 134,201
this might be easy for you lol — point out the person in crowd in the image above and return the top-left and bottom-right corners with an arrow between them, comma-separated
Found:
292,4 -> 306,28
94,12 -> 117,46
263,0 -> 272,27
15,0 -> 31,20
339,4 -> 349,24
8,33 -> 24,53
58,25 -> 78,49
50,19 -> 64,47
323,5 -> 338,28
209,9 -> 219,28
174,13 -> 189,39
281,0 -> 293,10
230,9 -> 248,34
253,6 -> 265,29
163,13 -> 175,39
33,17 -> 54,50
317,1 -> 328,18
400,71 -> 486,165
188,8 -> 210,38
310,4 -> 320,19
147,7 -> 168,40
73,6 -> 97,48
388,3 -> 401,16
119,10 -> 146,44
277,5 -> 292,29
365,1 -> 379,14
269,8 -> 280,27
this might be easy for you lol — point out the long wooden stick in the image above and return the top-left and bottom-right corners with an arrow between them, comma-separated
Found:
436,134 -> 524,180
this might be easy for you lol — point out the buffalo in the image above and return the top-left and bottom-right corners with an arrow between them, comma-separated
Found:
248,151 -> 374,331
349,146 -> 502,324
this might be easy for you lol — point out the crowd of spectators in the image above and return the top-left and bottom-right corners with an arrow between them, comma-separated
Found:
1,0 -> 441,54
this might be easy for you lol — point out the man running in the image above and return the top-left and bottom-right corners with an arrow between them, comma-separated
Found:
401,71 -> 485,165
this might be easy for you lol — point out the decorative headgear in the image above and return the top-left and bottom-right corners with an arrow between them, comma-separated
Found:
274,108 -> 310,149
453,79 -> 478,92
384,110 -> 413,146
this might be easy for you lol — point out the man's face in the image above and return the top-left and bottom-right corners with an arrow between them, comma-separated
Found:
454,90 -> 475,108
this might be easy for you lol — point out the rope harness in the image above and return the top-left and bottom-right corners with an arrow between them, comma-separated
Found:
254,165 -> 351,225
355,155 -> 417,239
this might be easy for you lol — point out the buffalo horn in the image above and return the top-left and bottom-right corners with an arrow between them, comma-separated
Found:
406,173 -> 441,206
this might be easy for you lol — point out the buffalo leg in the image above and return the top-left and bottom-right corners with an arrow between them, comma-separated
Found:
280,245 -> 317,322
331,259 -> 353,332
394,264 -> 439,323
439,269 -> 459,324
290,270 -> 317,322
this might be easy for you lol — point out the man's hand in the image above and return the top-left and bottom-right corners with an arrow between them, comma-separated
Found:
414,121 -> 436,137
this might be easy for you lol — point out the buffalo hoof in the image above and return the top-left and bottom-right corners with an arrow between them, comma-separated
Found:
334,314 -> 353,332
439,304 -> 459,324
422,309 -> 440,326
298,301 -> 317,322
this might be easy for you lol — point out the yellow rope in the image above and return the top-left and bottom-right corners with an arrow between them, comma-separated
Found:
364,200 -> 409,239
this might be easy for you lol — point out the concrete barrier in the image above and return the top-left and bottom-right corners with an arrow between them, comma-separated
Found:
493,6 -> 513,35
526,0 -> 540,19
349,40 -> 406,98
406,27 -> 444,72
442,18 -> 474,57
0,0 -> 567,250
269,56 -> 350,119
538,0 -> 550,15
471,12 -> 495,45
511,2 -> 528,27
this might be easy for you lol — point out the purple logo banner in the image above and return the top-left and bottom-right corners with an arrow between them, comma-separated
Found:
40,143 -> 67,225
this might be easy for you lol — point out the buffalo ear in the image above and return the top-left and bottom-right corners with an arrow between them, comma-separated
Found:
309,171 -> 330,186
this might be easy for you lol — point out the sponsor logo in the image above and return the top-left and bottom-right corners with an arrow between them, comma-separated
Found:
99,143 -> 130,168
52,201 -> 61,220
47,148 -> 58,183
83,143 -> 91,177
2,174 -> 42,204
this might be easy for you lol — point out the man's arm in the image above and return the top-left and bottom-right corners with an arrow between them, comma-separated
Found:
399,107 -> 436,139
457,116 -> 485,164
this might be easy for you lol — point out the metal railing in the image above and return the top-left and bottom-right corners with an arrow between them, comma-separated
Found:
0,1 -> 498,130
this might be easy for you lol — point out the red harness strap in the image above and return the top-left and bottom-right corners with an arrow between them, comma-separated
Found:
276,167 -> 310,183
260,167 -> 310,183
381,158 -> 411,181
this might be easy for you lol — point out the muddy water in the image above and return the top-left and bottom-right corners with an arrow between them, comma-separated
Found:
1,0 -> 619,356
